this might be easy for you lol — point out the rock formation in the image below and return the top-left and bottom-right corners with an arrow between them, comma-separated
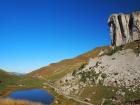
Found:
108,11 -> 140,46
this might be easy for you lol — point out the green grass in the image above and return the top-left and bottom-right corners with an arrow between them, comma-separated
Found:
30,46 -> 109,81
80,85 -> 118,105
80,85 -> 140,105
0,69 -> 46,96
0,77 -> 42,96
103,99 -> 118,105
0,70 -> 19,91
103,46 -> 123,56
122,87 -> 140,102
0,70 -> 80,105
102,41 -> 140,56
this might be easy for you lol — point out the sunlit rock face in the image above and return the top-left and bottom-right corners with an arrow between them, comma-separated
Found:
108,11 -> 140,46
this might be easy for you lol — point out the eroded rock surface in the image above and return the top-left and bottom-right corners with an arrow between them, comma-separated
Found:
108,11 -> 140,46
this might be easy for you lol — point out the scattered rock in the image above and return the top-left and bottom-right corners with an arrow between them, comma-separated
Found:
84,98 -> 91,102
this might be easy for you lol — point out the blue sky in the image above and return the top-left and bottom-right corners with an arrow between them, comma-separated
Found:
0,0 -> 140,73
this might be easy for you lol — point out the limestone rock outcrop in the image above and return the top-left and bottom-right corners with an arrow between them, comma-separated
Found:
108,11 -> 140,46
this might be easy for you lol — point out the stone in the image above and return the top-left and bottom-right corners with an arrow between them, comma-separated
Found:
84,98 -> 91,102
108,11 -> 140,46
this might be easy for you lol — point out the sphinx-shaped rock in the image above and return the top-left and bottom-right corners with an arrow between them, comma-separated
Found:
108,11 -> 140,46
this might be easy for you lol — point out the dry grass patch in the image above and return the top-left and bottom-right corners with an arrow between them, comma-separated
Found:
30,46 -> 109,80
0,98 -> 43,105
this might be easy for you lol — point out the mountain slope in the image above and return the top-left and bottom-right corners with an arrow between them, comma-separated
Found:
30,46 -> 109,80
0,69 -> 19,91
0,69 -> 11,78
30,41 -> 140,105
53,41 -> 140,105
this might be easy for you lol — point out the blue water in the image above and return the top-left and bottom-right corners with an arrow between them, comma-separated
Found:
8,89 -> 54,105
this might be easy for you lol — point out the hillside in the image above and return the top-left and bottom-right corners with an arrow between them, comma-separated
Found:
0,69 -> 11,78
54,41 -> 140,105
0,69 -> 45,97
0,69 -> 19,92
30,41 -> 140,105
30,46 -> 109,81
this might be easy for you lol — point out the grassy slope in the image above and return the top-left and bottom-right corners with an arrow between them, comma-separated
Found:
0,69 -> 18,90
0,70 -> 80,105
30,46 -> 109,80
80,85 -> 118,105
0,69 -> 45,96
78,41 -> 140,105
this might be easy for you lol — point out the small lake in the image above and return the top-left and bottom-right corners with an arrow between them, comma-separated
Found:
7,89 -> 54,105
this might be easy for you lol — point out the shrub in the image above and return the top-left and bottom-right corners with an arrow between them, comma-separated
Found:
79,70 -> 101,83
133,47 -> 140,56
105,46 -> 123,56
79,63 -> 87,70
103,99 -> 117,105
101,73 -> 107,79
72,70 -> 77,76
114,73 -> 118,75
112,58 -> 116,60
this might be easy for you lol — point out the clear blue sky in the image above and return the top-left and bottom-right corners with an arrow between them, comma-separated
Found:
0,0 -> 140,73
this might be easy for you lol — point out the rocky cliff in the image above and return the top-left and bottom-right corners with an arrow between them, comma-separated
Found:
108,11 -> 140,46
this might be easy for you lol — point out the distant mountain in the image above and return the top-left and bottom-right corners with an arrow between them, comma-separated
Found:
0,69 -> 11,77
0,69 -> 18,92
8,72 -> 25,76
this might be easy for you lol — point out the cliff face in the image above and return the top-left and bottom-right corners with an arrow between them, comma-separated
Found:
108,11 -> 140,46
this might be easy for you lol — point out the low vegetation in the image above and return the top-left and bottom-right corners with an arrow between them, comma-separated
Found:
80,85 -> 117,105
103,41 -> 140,56
0,98 -> 43,105
0,70 -> 80,105
103,46 -> 123,56
29,46 -> 109,81
79,70 -> 101,83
